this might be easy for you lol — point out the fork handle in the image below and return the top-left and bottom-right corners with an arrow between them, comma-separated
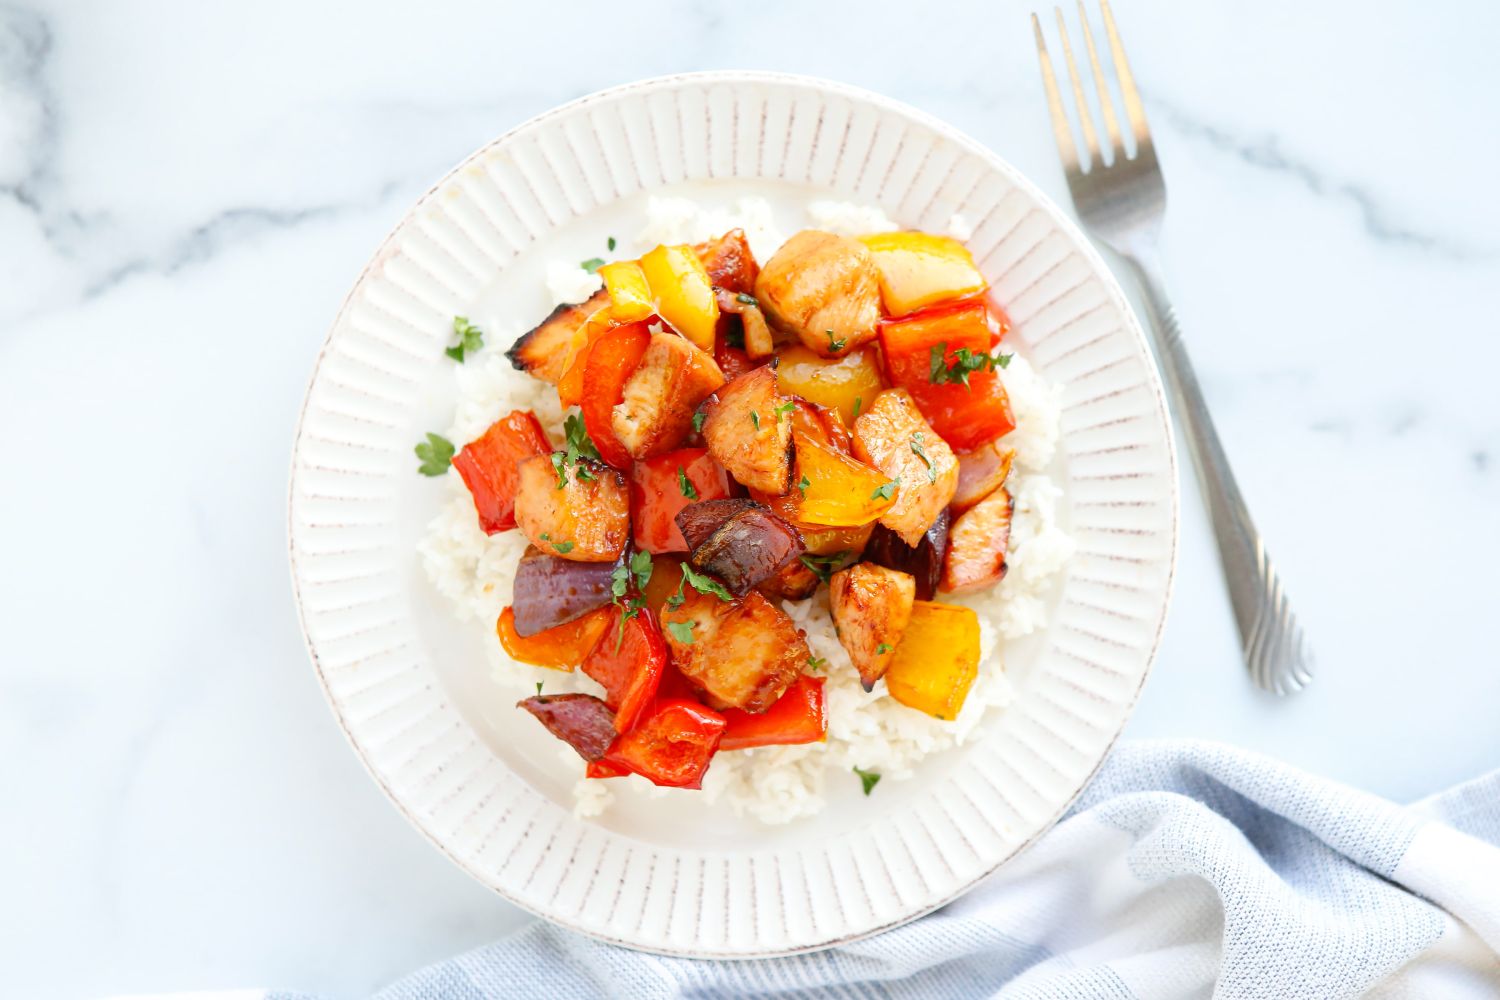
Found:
1121,242 -> 1313,694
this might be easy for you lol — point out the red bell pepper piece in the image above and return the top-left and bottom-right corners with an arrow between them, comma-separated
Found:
628,448 -> 733,554
581,322 -> 652,470
581,604 -> 667,733
452,410 -> 552,533
718,675 -> 827,751
878,300 -> 1016,452
713,328 -> 756,382
594,698 -> 727,788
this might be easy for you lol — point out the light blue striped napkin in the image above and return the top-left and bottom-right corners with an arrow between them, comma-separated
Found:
264,740 -> 1500,999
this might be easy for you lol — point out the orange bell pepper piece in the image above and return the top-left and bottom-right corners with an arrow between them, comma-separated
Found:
496,605 -> 611,671
883,600 -> 980,720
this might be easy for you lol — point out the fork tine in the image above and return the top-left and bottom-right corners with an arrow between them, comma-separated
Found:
1053,7 -> 1099,169
1098,0 -> 1152,150
1076,0 -> 1123,161
1031,12 -> 1080,177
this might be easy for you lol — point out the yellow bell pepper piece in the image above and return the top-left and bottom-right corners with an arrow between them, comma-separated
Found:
884,600 -> 980,720
639,244 -> 719,351
790,429 -> 895,527
775,344 -> 886,427
597,260 -> 655,323
859,232 -> 987,317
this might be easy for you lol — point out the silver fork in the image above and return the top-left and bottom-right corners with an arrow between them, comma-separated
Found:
1032,0 -> 1313,695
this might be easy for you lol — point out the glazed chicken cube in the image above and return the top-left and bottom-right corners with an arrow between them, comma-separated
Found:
506,288 -> 610,384
852,389 -> 959,546
698,365 -> 793,494
753,230 -> 882,358
829,562 -> 916,691
660,588 -> 809,713
513,454 -> 630,562
611,333 -> 725,460
941,485 -> 1013,594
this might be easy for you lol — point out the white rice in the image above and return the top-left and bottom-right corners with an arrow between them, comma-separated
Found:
418,198 -> 1074,824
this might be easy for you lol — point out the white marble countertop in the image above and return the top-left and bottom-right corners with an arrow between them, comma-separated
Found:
4,1 -> 1498,996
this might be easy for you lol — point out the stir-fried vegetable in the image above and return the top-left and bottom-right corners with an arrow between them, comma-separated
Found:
718,676 -> 827,750
508,547 -> 620,636
674,498 -> 765,550
597,260 -> 655,322
628,448 -> 732,554
878,300 -> 1015,451
451,410 -> 552,534
591,698 -> 727,789
864,511 -> 950,602
580,323 -> 654,470
506,288 -> 609,384
829,563 -> 916,691
686,505 -> 805,596
787,428 -> 896,528
883,600 -> 980,720
775,343 -> 886,427
581,605 -> 668,733
859,231 -> 988,316
640,244 -> 720,351
517,693 -> 617,761
497,604 -> 612,668
953,442 -> 1015,514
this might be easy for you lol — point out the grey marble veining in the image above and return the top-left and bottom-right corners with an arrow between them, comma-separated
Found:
2,0 -> 1497,996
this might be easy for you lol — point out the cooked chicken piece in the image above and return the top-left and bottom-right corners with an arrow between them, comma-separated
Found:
513,454 -> 630,562
941,485 -> 1012,594
852,389 -> 959,546
758,559 -> 821,602
695,229 -> 760,294
611,333 -> 725,460
660,588 -> 809,713
829,562 -> 916,690
506,288 -> 610,384
698,365 -> 793,494
754,230 -> 882,358
952,442 -> 1015,514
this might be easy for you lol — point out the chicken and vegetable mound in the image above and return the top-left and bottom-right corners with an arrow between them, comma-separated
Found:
447,224 -> 1027,792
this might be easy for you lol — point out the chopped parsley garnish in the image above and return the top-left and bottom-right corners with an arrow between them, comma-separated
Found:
552,540 -> 575,554
928,342 -> 1011,387
665,619 -> 697,644
876,643 -> 892,655
797,474 -> 810,498
415,433 -> 455,476
735,292 -> 758,307
825,329 -> 847,353
678,467 -> 698,499
852,396 -> 862,420
853,766 -> 881,796
551,413 -> 602,488
607,236 -> 617,251
725,326 -> 745,349
580,257 -> 605,273
692,410 -> 707,434
750,411 -> 760,431
806,655 -> 827,672
775,401 -> 795,421
681,562 -> 734,601
799,551 -> 849,585
610,552 -> 653,647
445,316 -> 484,363
910,432 -> 937,484
871,477 -> 900,501
535,681 -> 544,695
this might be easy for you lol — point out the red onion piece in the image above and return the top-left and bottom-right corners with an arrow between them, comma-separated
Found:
510,545 -> 618,637
688,508 -> 806,597
674,498 -> 765,550
864,508 -> 950,601
517,693 -> 616,761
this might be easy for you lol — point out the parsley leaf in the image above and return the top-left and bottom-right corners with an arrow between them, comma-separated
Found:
665,619 -> 697,644
735,292 -> 759,307
806,655 -> 827,672
797,474 -> 811,498
535,681 -> 544,695
871,477 -> 900,501
445,316 -> 484,363
678,467 -> 698,499
853,766 -> 881,796
826,329 -> 847,353
799,551 -> 849,585
910,432 -> 937,484
630,549 -> 654,587
580,257 -> 605,273
552,540 -> 575,554
928,342 -> 1008,387
876,643 -> 892,655
607,236 -> 617,251
666,576 -> 687,610
415,433 -> 455,476
750,411 -> 760,431
775,401 -> 795,421
692,410 -> 707,434
852,396 -> 862,420
550,451 -> 569,489
682,562 -> 734,601
563,413 -> 601,464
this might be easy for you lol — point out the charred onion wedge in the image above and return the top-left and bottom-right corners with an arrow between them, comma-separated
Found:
508,547 -> 619,637
687,506 -> 805,597
864,509 -> 950,602
506,288 -> 609,383
517,693 -> 617,761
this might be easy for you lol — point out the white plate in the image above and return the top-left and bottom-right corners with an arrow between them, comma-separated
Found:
288,72 -> 1177,956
